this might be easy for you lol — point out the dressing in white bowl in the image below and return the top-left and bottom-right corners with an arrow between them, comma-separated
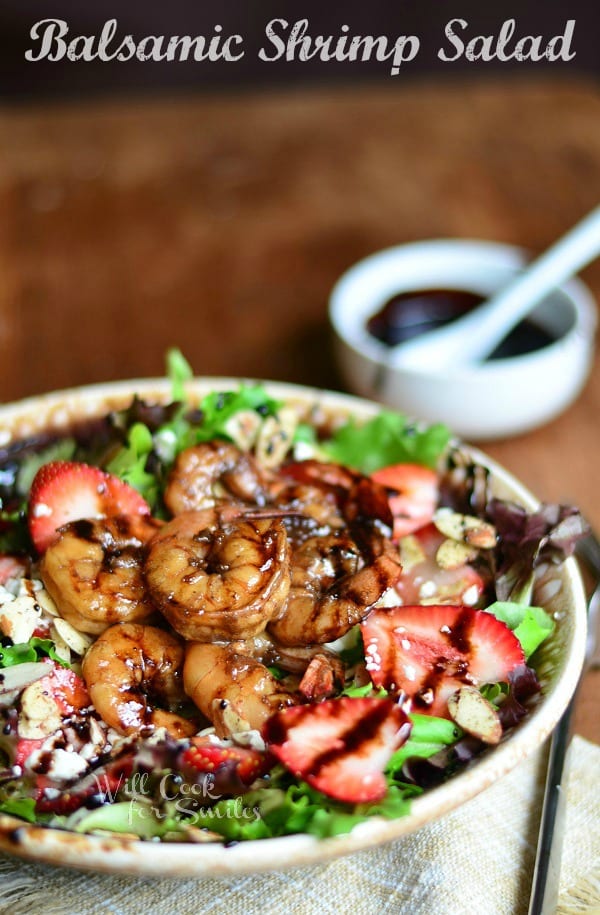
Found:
329,239 -> 597,440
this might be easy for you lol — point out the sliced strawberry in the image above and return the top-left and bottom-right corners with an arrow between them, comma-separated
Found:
14,736 -> 45,771
28,461 -> 151,553
371,464 -> 439,539
0,555 -> 28,586
14,665 -> 92,801
27,663 -> 91,718
395,523 -> 487,606
179,737 -> 272,794
17,663 -> 91,747
35,756 -> 133,815
361,605 -> 525,718
263,696 -> 411,804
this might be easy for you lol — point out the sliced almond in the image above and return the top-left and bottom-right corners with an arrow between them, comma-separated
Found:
399,534 -> 426,572
35,588 -> 60,617
47,625 -> 71,664
255,408 -> 298,468
433,508 -> 497,549
223,410 -> 262,451
211,698 -> 251,739
52,617 -> 94,657
447,686 -> 502,745
19,679 -> 63,739
436,539 -> 479,570
181,825 -> 226,843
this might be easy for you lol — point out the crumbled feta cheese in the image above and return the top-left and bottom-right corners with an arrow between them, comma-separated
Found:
0,577 -> 61,642
373,587 -> 401,608
232,729 -> 266,752
462,584 -> 480,606
0,585 -> 16,605
27,741 -> 89,783
154,428 -> 178,463
32,502 -> 53,518
293,441 -> 317,461
78,717 -> 110,760
46,748 -> 89,782
0,595 -> 44,643
418,580 -> 437,600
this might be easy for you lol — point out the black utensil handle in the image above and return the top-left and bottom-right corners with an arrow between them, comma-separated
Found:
528,699 -> 575,915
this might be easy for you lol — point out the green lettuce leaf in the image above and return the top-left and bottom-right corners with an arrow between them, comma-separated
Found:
106,422 -> 159,506
321,412 -> 450,473
166,348 -> 193,402
187,767 -> 418,842
342,682 -> 386,698
71,800 -> 178,839
386,712 -> 462,772
0,507 -> 30,553
194,386 -> 281,443
0,637 -> 70,669
15,438 -> 76,497
0,795 -> 37,823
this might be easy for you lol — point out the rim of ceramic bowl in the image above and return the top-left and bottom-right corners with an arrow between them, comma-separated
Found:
0,378 -> 588,877
329,239 -> 597,379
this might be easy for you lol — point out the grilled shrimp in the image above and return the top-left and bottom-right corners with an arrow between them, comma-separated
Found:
82,622 -> 197,738
268,530 -> 402,646
230,631 -> 344,679
41,516 -> 163,635
164,441 -> 269,515
183,642 -> 296,737
270,482 -> 345,545
229,633 -> 345,702
275,460 -> 394,537
145,508 -> 291,641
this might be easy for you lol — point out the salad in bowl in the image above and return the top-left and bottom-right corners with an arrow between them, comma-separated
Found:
0,353 -> 588,875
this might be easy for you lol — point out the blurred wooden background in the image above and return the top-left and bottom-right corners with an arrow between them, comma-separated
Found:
0,75 -> 598,739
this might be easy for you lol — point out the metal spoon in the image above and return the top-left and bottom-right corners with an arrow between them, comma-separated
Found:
527,532 -> 600,914
390,205 -> 600,371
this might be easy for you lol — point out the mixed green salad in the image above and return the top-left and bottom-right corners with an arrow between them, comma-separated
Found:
0,352 -> 586,843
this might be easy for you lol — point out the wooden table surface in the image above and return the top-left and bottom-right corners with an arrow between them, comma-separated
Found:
0,76 -> 598,742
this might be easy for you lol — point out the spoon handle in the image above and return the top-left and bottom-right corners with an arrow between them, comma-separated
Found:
392,205 -> 600,369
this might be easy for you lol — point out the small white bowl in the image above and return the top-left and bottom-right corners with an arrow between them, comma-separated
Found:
329,240 -> 597,440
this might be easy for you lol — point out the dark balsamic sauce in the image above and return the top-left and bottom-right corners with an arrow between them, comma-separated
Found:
366,288 -> 556,359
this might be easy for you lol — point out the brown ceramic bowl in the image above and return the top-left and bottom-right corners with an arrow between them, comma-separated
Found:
0,379 -> 588,876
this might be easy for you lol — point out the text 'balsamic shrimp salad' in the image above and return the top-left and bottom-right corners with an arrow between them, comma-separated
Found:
0,352 -> 588,843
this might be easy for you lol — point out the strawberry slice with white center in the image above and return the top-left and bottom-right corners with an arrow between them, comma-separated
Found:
17,662 -> 91,746
15,663 -> 93,800
28,461 -> 151,553
35,757 -> 132,815
395,523 -> 487,607
361,605 -> 525,718
263,696 -> 411,804
370,463 -> 439,540
0,555 -> 28,586
179,737 -> 272,793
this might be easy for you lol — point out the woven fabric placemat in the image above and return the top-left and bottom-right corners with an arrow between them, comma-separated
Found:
0,736 -> 598,915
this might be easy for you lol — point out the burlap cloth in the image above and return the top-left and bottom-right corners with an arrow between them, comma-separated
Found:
0,735 -> 598,915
